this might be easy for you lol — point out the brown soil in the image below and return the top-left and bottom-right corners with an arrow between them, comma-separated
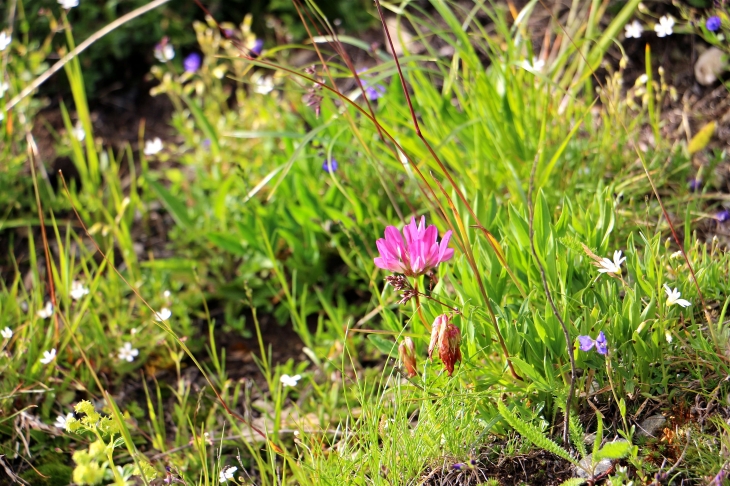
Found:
421,447 -> 574,486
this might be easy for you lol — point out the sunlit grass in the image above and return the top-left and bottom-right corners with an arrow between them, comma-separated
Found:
1,0 -> 729,485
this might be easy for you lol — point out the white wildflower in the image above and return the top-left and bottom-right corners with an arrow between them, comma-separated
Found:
0,81 -> 9,98
154,307 -> 171,321
219,466 -> 237,483
254,76 -> 275,95
280,374 -> 301,387
118,342 -> 139,362
634,74 -> 649,86
143,137 -> 163,156
625,20 -> 643,39
40,348 -> 57,364
54,412 -> 74,429
670,250 -> 683,259
1,327 -> 12,339
664,284 -> 691,308
71,122 -> 85,142
665,330 -> 673,344
154,44 -> 175,62
70,280 -> 89,300
36,301 -> 54,319
654,16 -> 675,37
58,0 -> 79,8
163,290 -> 171,298
520,57 -> 545,72
597,250 -> 626,275
0,32 -> 11,51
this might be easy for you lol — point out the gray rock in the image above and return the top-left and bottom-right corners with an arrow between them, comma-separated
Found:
573,454 -> 612,479
637,414 -> 666,438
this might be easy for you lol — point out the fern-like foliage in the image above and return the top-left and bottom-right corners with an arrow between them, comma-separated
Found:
497,401 -> 578,466
568,410 -> 587,458
556,394 -> 587,459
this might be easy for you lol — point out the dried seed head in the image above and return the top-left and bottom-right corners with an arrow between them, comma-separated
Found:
438,322 -> 462,376
428,314 -> 449,359
385,274 -> 411,291
396,289 -> 418,305
398,337 -> 417,378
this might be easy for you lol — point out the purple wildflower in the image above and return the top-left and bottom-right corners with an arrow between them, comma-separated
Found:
202,138 -> 211,151
322,158 -> 338,173
183,52 -> 201,73
452,463 -> 464,471
689,177 -> 702,192
356,69 -> 386,101
251,39 -> 264,57
716,209 -> 730,222
710,467 -> 727,486
578,332 -> 608,355
706,16 -> 722,32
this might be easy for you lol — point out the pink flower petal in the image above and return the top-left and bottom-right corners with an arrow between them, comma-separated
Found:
423,225 -> 438,247
403,217 -> 419,245
384,226 -> 406,256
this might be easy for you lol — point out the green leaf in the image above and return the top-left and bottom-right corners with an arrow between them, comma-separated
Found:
594,440 -> 631,461
593,414 -> 603,456
497,401 -> 578,465
147,179 -> 192,230
208,233 -> 246,256
367,334 -> 397,356
688,121 -> 716,154
181,94 -> 220,157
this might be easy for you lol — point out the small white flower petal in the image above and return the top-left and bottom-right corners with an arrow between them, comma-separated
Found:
143,137 -> 163,156
118,342 -> 139,362
0,32 -> 11,52
280,374 -> 301,387
54,412 -> 74,429
676,299 -> 691,308
70,280 -> 90,300
625,20 -> 643,39
40,348 -> 57,364
58,0 -> 79,9
654,16 -> 675,37
0,327 -> 12,339
154,307 -> 171,321
36,301 -> 54,319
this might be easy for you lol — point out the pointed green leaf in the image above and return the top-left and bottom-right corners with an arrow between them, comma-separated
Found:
595,440 -> 631,461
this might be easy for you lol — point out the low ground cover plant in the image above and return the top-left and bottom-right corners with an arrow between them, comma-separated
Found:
1,0 -> 730,485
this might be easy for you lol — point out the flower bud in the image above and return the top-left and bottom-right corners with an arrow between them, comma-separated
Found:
398,337 -> 417,378
438,322 -> 462,376
428,314 -> 449,359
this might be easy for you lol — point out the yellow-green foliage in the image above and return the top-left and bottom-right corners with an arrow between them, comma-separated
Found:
71,440 -> 108,485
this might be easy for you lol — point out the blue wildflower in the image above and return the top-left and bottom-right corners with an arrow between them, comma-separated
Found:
689,177 -> 702,192
184,52 -> 201,73
578,332 -> 608,355
322,158 -> 338,173
251,39 -> 264,57
356,69 -> 386,101
706,16 -> 722,32
716,209 -> 729,222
